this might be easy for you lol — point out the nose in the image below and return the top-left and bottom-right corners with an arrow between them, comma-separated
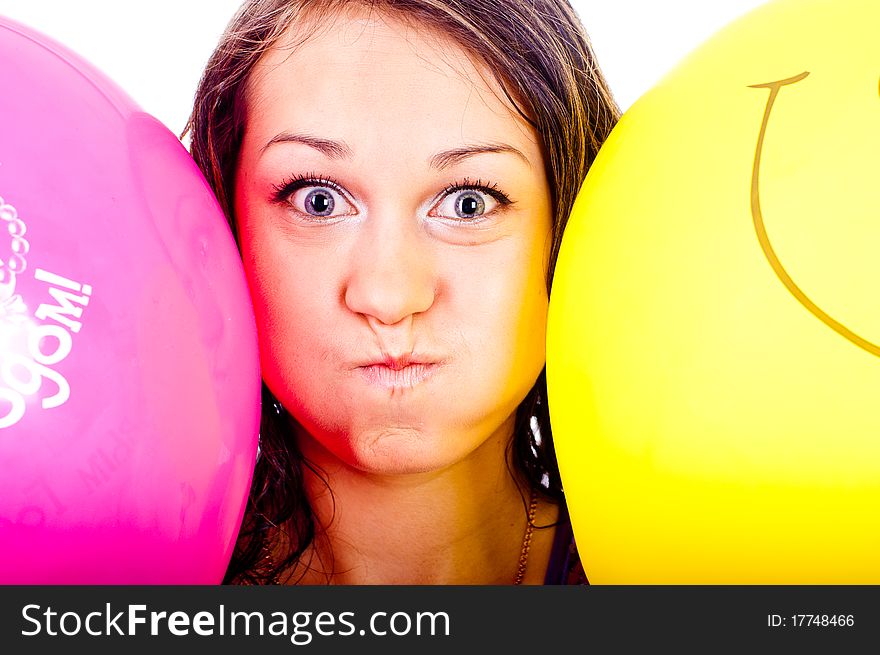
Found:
343,208 -> 436,326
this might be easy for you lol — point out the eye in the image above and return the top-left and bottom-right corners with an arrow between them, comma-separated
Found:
430,181 -> 511,221
272,175 -> 356,220
432,189 -> 494,220
292,186 -> 350,217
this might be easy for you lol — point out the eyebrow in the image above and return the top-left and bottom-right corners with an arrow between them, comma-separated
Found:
429,143 -> 530,170
262,133 -> 529,169
261,132 -> 354,159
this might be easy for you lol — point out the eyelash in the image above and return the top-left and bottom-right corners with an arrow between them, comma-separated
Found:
270,173 -> 514,216
271,172 -> 346,205
439,178 -> 512,207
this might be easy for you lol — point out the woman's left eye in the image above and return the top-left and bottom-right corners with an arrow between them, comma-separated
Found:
430,187 -> 505,221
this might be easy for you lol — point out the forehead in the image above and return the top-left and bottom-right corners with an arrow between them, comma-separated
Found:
244,5 -> 539,154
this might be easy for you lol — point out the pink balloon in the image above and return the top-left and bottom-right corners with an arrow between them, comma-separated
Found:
0,17 -> 260,583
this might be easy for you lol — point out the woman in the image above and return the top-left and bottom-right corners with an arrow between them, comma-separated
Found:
184,0 -> 618,584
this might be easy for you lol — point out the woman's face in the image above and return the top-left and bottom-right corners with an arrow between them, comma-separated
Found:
235,8 -> 553,474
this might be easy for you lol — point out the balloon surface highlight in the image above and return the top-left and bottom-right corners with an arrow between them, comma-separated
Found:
0,17 -> 260,583
547,0 -> 880,583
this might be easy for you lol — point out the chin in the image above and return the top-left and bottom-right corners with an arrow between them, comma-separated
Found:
343,426 -> 460,475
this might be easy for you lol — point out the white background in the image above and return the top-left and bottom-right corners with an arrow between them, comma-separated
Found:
1,0 -> 767,137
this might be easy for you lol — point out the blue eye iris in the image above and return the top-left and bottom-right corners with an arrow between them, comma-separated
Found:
456,192 -> 485,218
306,189 -> 335,216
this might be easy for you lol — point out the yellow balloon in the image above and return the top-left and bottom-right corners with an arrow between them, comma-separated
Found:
547,0 -> 880,583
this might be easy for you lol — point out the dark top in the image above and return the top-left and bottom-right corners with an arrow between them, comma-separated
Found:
543,502 -> 589,585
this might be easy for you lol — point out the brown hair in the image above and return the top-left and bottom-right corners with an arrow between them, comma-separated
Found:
183,0 -> 619,584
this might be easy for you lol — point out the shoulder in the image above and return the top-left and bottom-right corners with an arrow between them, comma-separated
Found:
543,499 -> 589,585
559,536 -> 590,585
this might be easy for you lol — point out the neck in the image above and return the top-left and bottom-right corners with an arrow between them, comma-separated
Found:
281,417 -> 553,585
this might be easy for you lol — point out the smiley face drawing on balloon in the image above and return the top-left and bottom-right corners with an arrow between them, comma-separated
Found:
749,71 -> 880,358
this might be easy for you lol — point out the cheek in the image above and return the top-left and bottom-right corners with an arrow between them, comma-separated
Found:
504,256 -> 550,378
454,233 -> 550,390
237,219 -> 334,387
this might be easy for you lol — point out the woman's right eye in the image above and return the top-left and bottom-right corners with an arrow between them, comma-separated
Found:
273,178 -> 357,219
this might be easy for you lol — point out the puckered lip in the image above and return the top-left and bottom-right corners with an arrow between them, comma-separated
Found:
352,353 -> 445,370
352,354 -> 447,389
